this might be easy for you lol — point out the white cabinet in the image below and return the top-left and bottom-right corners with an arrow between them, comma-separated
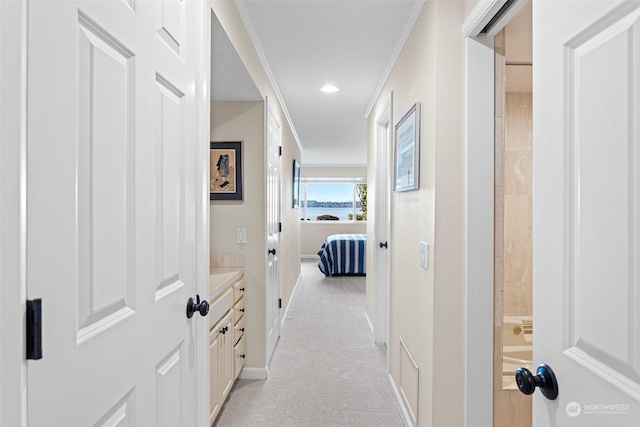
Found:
209,275 -> 245,424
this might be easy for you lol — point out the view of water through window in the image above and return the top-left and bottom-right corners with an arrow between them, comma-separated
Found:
300,183 -> 366,221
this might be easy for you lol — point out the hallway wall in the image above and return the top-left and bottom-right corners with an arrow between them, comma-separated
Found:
209,0 -> 302,370
366,1 -> 475,425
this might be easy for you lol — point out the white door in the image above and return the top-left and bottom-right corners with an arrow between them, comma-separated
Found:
266,103 -> 282,364
26,0 -> 204,424
374,95 -> 392,346
534,1 -> 640,425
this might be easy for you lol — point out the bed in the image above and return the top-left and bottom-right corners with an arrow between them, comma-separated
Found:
317,234 -> 367,277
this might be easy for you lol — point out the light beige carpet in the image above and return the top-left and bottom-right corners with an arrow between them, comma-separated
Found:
214,261 -> 402,426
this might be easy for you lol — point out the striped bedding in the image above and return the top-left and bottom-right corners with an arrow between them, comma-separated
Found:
317,234 -> 367,277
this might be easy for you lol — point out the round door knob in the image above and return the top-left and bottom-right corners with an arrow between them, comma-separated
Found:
515,364 -> 559,400
268,248 -> 276,255
186,295 -> 209,318
379,241 -> 388,249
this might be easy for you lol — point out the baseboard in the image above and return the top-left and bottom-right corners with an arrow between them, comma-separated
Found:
238,366 -> 268,380
301,255 -> 319,261
388,372 -> 414,427
364,311 -> 374,335
282,273 -> 301,327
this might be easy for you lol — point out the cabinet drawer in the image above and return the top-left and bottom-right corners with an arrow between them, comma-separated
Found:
233,336 -> 245,379
232,278 -> 245,303
233,315 -> 245,345
233,297 -> 245,326
210,287 -> 233,329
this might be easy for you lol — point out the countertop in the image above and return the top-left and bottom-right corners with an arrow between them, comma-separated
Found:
209,267 -> 244,302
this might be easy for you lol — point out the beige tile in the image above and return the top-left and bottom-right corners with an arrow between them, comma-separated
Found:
494,256 -> 504,323
494,322 -> 504,390
504,240 -> 532,283
505,152 -> 532,196
505,107 -> 532,152
495,186 -> 504,256
495,66 -> 505,117
494,390 -> 511,427
495,117 -> 505,179
504,195 -> 532,241
509,389 -> 532,427
506,93 -> 532,109
522,285 -> 533,317
503,282 -> 523,316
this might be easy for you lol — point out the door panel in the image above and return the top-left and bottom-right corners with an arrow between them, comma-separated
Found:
266,104 -> 281,364
77,11 -> 135,342
534,1 -> 640,424
26,1 -> 201,424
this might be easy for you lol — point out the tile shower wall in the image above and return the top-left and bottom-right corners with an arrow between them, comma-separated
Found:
494,29 -> 533,427
503,93 -> 533,317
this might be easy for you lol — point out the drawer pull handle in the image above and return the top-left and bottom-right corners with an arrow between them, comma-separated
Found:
220,326 -> 228,335
239,308 -> 245,313
240,328 -> 245,332
240,287 -> 245,292
239,354 -> 245,359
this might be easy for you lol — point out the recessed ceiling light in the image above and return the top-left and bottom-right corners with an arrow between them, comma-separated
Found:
320,85 -> 340,93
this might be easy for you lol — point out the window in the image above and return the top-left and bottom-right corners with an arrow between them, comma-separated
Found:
300,181 -> 367,222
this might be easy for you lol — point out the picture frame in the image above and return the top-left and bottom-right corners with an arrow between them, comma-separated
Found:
394,102 -> 420,192
292,159 -> 301,208
210,141 -> 243,200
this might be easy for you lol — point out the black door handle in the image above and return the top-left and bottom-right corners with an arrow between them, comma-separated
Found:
379,241 -> 388,249
186,295 -> 210,318
268,248 -> 276,255
515,364 -> 558,400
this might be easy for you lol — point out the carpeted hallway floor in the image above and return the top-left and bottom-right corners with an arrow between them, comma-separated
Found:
214,261 -> 402,426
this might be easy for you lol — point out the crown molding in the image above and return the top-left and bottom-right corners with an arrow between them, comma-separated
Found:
234,0 -> 304,154
364,0 -> 426,119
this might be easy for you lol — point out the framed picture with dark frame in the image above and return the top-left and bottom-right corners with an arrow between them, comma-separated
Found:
210,141 -> 243,200
292,159 -> 301,208
394,102 -> 420,192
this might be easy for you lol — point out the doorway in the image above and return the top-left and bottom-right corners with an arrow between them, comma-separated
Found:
374,93 -> 392,350
492,2 -> 533,425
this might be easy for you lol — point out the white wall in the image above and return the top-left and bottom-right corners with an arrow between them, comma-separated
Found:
301,222 -> 367,257
366,1 -> 472,425
210,101 -> 266,368
209,0 -> 302,370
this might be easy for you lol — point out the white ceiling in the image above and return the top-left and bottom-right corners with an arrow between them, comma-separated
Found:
214,0 -> 422,167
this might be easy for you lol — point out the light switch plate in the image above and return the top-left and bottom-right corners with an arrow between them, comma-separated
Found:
419,241 -> 428,268
237,228 -> 246,244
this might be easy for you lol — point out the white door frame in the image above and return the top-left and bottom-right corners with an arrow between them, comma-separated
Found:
197,1 -> 212,425
265,98 -> 282,367
374,92 -> 393,352
462,1 -> 528,426
0,0 -> 28,424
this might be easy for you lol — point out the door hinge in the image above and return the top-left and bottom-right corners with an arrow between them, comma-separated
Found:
278,222 -> 282,232
278,298 -> 282,309
278,146 -> 282,156
26,299 -> 43,360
